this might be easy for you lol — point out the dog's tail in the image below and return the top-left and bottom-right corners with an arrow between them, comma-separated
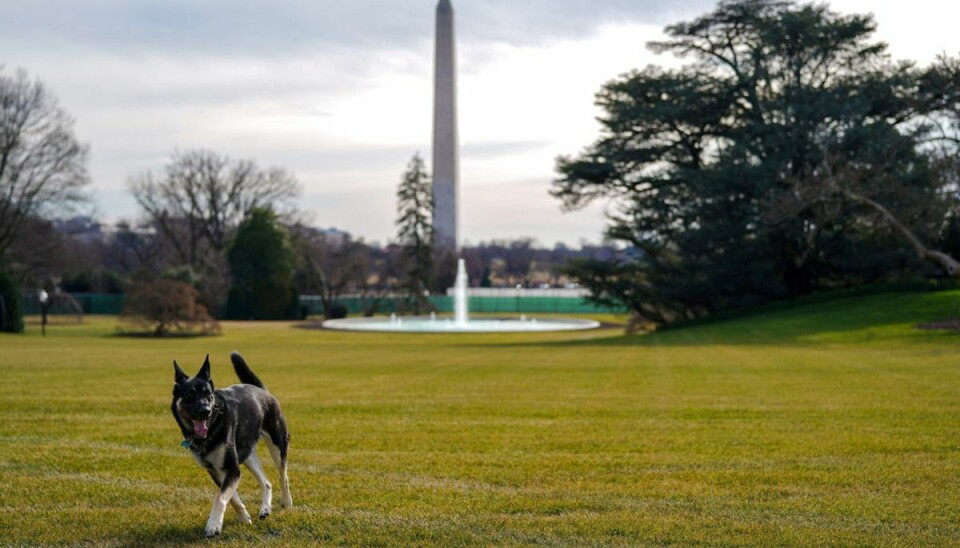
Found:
231,351 -> 266,390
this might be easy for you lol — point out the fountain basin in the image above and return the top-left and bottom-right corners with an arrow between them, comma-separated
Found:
323,259 -> 600,333
322,316 -> 600,333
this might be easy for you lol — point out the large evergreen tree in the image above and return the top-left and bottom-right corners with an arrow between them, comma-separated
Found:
395,153 -> 434,315
553,0 -> 960,323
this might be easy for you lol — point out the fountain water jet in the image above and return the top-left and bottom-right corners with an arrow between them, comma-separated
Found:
454,258 -> 469,325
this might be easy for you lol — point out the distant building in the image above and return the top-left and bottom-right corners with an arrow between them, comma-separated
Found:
53,216 -> 104,244
300,226 -> 350,247
318,227 -> 350,247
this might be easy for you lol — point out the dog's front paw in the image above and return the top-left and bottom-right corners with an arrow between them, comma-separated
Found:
204,518 -> 222,538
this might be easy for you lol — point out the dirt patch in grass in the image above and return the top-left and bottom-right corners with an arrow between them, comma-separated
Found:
916,319 -> 960,331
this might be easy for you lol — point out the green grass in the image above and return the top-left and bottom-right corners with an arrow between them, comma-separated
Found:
1,292 -> 959,546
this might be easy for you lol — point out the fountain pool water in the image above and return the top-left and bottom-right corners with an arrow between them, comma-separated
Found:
322,258 -> 600,333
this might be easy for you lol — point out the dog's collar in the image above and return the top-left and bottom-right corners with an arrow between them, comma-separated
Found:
180,438 -> 203,453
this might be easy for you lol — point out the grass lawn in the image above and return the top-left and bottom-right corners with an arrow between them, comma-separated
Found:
1,291 -> 959,546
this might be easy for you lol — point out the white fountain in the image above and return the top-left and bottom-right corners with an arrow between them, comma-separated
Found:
453,258 -> 469,326
322,258 -> 600,333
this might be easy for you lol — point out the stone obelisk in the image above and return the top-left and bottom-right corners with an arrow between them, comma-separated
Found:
432,0 -> 458,251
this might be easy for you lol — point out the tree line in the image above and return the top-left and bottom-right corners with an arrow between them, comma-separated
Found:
0,77 -> 608,334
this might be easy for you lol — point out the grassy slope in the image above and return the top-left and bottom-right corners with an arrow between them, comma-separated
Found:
0,292 -> 958,546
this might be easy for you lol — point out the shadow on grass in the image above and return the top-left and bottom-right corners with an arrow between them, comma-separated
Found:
117,523 -> 210,547
107,330 -> 222,339
459,291 -> 960,348
111,333 -> 220,339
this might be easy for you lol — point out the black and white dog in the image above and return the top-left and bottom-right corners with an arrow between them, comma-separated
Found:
172,352 -> 292,537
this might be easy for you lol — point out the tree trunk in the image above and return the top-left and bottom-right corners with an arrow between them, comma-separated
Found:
841,189 -> 960,277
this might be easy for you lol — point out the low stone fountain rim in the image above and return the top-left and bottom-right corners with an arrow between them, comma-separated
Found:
321,315 -> 601,333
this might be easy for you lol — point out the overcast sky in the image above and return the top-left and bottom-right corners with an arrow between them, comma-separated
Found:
3,0 -> 959,247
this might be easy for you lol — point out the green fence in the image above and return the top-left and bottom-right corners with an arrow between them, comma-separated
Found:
22,293 -> 624,317
300,295 -> 623,316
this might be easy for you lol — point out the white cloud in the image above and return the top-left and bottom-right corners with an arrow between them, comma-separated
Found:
830,0 -> 960,63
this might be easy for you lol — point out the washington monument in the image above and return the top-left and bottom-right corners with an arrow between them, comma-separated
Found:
433,0 -> 458,250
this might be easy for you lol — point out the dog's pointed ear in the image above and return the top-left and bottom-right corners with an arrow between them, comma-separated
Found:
173,360 -> 188,384
197,354 -> 211,380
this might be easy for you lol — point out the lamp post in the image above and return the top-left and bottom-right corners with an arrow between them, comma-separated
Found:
39,289 -> 49,337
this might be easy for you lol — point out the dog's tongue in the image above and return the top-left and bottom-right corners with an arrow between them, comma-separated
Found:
193,419 -> 209,439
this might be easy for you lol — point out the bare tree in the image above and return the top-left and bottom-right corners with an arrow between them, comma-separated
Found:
3,215 -> 107,289
105,220 -> 168,276
128,150 -> 300,310
129,149 -> 300,267
293,226 -> 376,318
504,238 -> 537,286
0,68 -> 89,258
